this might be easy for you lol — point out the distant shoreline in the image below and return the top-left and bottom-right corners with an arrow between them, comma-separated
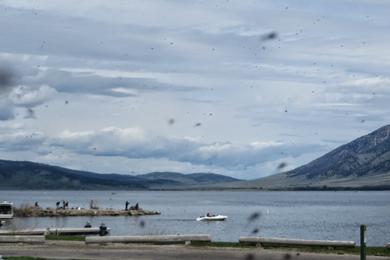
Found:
1,186 -> 390,191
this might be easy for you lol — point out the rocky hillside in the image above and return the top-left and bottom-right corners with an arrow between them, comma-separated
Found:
222,124 -> 390,190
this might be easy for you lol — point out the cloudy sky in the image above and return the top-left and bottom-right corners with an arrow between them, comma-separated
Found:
1,0 -> 390,179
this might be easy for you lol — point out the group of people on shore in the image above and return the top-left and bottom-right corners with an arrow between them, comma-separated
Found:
125,201 -> 140,211
30,201 -> 70,210
32,200 -> 141,211
56,200 -> 69,209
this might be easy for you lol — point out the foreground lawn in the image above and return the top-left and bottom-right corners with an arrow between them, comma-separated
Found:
45,234 -> 85,241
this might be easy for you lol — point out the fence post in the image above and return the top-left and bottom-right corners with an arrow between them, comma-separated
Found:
360,225 -> 366,260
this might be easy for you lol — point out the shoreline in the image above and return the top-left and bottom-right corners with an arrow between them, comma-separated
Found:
2,186 -> 390,191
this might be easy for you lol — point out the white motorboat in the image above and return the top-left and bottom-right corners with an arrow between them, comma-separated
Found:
196,214 -> 227,221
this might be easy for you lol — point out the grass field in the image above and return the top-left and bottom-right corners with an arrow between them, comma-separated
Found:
45,234 -> 85,241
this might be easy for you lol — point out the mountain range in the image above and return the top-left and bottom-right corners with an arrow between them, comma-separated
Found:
0,159 -> 238,190
218,124 -> 390,190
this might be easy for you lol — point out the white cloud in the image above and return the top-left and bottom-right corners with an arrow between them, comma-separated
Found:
9,85 -> 57,107
0,128 -> 45,151
50,127 -> 323,170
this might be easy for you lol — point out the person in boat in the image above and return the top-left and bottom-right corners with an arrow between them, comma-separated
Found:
206,213 -> 210,217
125,201 -> 129,211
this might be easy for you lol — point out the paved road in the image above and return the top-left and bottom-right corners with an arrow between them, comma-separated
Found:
1,241 -> 389,260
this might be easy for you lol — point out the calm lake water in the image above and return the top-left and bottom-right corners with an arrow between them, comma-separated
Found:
1,190 -> 389,246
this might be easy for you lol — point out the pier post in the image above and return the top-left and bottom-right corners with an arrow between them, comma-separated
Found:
360,225 -> 366,260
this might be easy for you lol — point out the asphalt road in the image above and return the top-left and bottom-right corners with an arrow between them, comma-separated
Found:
1,241 -> 389,260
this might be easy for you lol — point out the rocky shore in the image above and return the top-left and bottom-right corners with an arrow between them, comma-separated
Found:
14,207 -> 161,217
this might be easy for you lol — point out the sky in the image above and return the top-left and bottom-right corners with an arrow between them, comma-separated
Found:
1,0 -> 390,179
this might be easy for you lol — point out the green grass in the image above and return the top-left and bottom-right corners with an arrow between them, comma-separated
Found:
45,234 -> 85,241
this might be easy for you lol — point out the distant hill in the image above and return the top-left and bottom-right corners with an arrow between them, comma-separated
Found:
0,159 -> 239,190
220,124 -> 390,190
137,172 -> 239,188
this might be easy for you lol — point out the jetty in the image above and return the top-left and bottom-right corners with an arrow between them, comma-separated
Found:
13,207 -> 160,217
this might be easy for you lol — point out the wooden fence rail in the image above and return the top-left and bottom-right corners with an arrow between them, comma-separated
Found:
239,236 -> 356,247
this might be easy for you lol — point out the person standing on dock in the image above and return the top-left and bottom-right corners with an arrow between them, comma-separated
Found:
34,202 -> 39,208
56,201 -> 60,209
125,201 -> 129,211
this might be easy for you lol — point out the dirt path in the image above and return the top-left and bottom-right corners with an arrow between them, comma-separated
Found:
1,241 -> 390,260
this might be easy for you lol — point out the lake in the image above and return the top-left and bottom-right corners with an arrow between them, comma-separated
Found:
1,190 -> 389,246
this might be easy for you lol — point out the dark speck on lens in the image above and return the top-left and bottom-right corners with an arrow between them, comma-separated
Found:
261,31 -> 278,41
25,108 -> 36,119
194,122 -> 202,127
277,162 -> 288,170
139,220 -> 145,228
251,228 -> 259,234
168,118 -> 175,125
248,212 -> 261,222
